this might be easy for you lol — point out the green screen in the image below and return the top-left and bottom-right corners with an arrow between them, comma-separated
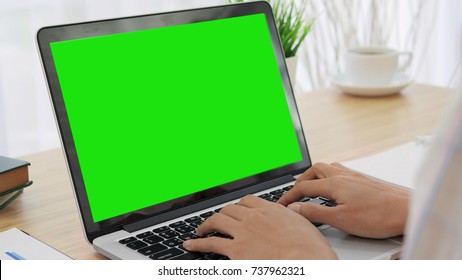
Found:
50,13 -> 303,222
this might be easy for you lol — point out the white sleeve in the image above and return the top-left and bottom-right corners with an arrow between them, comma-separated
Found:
403,87 -> 462,259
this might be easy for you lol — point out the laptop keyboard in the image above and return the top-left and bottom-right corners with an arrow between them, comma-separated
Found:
118,184 -> 335,260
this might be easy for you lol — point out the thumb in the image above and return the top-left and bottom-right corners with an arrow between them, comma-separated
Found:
287,202 -> 335,224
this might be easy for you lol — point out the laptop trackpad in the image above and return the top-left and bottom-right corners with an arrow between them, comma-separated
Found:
321,227 -> 402,260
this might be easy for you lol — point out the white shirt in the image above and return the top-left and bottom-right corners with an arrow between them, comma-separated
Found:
403,87 -> 462,259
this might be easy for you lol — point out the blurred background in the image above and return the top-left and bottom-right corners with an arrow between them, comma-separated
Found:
0,0 -> 461,157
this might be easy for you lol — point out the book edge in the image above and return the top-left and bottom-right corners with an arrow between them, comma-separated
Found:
0,189 -> 24,210
0,181 -> 33,197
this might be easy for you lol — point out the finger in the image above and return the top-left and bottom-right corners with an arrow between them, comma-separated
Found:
287,201 -> 338,224
183,236 -> 232,256
219,204 -> 249,221
195,212 -> 240,237
331,162 -> 349,170
237,195 -> 270,208
296,162 -> 342,183
278,178 -> 336,206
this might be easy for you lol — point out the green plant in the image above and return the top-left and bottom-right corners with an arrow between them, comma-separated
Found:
227,0 -> 314,58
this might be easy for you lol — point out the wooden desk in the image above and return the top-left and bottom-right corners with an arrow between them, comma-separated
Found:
0,84 -> 451,260
298,84 -> 451,163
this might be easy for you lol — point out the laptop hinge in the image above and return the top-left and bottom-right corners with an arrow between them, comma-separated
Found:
122,174 -> 295,233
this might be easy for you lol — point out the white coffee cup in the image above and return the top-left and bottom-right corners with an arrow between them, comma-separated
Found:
343,47 -> 412,86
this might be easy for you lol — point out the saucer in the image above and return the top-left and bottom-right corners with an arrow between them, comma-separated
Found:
331,72 -> 413,97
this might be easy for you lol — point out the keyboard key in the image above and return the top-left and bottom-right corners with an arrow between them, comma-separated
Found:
184,216 -> 202,223
283,185 -> 294,191
179,232 -> 198,241
136,231 -> 154,239
119,237 -> 137,244
189,221 -> 202,228
258,193 -> 271,199
214,207 -> 223,213
153,226 -> 170,233
272,193 -> 282,199
310,198 -> 326,205
206,253 -> 228,260
270,189 -> 284,195
169,221 -> 186,228
144,235 -> 164,244
172,251 -> 204,260
175,225 -> 195,234
266,196 -> 278,202
163,238 -> 183,247
318,197 -> 337,207
300,197 -> 311,202
159,230 -> 180,239
138,243 -> 168,256
325,200 -> 337,207
126,240 -> 148,250
200,211 -> 214,218
150,248 -> 183,260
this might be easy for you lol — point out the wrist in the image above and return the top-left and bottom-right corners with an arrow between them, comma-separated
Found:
387,190 -> 410,236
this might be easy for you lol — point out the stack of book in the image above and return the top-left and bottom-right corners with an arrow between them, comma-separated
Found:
0,156 -> 33,210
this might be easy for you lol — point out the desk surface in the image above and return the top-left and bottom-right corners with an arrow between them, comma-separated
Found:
0,84 -> 451,259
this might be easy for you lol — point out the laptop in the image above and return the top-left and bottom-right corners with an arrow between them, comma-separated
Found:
37,1 -> 401,260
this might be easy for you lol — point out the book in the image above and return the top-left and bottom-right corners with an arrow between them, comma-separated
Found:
0,156 -> 33,209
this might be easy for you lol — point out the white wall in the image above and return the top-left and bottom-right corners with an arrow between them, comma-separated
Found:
0,0 -> 223,157
0,0 -> 461,157
297,0 -> 462,91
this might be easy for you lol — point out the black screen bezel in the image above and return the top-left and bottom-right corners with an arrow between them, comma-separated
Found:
37,1 -> 312,242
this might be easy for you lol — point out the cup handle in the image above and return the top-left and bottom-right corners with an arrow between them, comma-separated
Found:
397,52 -> 413,71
